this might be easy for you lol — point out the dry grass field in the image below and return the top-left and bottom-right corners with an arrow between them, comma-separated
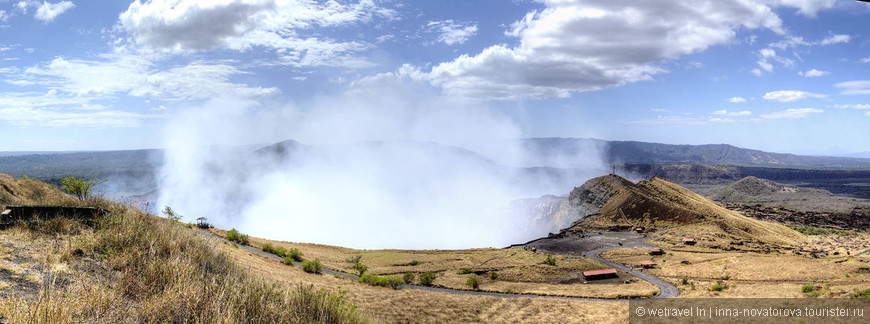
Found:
211,236 -> 628,323
601,235 -> 870,299
211,228 -> 658,299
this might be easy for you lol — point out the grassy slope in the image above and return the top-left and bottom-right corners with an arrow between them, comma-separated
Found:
0,174 -> 370,323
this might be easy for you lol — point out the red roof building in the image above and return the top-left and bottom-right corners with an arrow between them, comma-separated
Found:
649,248 -> 663,255
582,268 -> 618,280
682,237 -> 696,245
640,260 -> 655,268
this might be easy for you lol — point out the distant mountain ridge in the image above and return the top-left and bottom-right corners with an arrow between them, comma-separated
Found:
521,138 -> 870,169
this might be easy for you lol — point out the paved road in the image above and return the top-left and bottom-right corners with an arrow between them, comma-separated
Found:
856,248 -> 870,257
200,230 -> 679,302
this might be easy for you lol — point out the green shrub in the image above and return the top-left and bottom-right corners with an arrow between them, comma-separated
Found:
849,288 -> 870,299
262,243 -> 275,253
466,275 -> 480,290
161,206 -> 182,222
545,255 -> 557,266
711,281 -> 726,292
409,260 -> 419,266
418,271 -> 437,286
403,273 -> 415,284
801,285 -> 815,293
287,248 -> 304,262
680,277 -> 688,285
302,259 -> 322,274
281,256 -> 295,266
226,228 -> 249,245
720,273 -> 731,281
359,274 -> 404,289
489,271 -> 498,280
354,263 -> 368,276
459,268 -> 474,274
60,176 -> 102,200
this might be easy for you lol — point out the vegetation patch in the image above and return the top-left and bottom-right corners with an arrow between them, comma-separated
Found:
466,275 -> 480,290
359,273 -> 404,289
226,228 -> 250,245
787,225 -> 855,236
302,259 -> 323,274
418,271 -> 437,286
403,273 -> 415,284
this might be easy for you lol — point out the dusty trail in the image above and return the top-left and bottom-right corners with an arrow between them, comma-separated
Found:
201,230 -> 680,301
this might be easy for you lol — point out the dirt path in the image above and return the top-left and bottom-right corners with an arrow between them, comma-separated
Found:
201,230 -> 679,302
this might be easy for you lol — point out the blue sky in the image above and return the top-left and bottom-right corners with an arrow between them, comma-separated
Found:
1,0 -> 869,155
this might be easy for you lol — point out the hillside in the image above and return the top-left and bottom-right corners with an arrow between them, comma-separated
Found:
0,174 -> 371,323
557,175 -> 805,251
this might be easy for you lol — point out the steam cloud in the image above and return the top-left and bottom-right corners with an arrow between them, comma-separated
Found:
157,81 -> 605,249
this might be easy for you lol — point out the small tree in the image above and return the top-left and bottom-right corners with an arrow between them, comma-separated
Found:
162,206 -> 183,222
354,262 -> 368,276
403,273 -> 415,284
61,177 -> 102,200
418,271 -> 437,286
466,275 -> 480,290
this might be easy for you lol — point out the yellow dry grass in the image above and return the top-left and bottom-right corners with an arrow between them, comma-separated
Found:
215,228 -> 658,298
213,238 -> 628,323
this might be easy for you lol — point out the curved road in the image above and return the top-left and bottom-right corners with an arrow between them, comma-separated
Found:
201,231 -> 679,302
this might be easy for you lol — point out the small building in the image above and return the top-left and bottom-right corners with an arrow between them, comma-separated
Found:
682,237 -> 696,245
634,227 -> 644,233
649,248 -> 664,255
583,268 -> 618,280
196,217 -> 210,229
639,260 -> 656,269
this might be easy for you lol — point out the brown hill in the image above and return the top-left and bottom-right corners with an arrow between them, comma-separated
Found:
0,173 -> 69,208
565,175 -> 805,251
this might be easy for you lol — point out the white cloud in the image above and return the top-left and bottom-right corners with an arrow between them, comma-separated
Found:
799,69 -> 828,77
861,57 -> 870,64
426,20 -> 478,45
835,80 -> 870,95
819,33 -> 850,45
768,0 -> 835,17
761,108 -> 823,119
751,68 -> 763,76
714,109 -> 752,116
375,34 -> 394,43
830,104 -> 870,110
866,111 -> 870,117
0,10 -> 9,22
371,0 -> 820,100
0,106 -> 148,127
34,1 -> 75,23
23,53 -> 280,100
763,90 -> 827,102
728,96 -> 746,103
117,0 -> 394,67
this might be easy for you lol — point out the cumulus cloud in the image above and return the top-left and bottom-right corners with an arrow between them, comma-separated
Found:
761,108 -> 823,119
819,33 -> 850,45
862,57 -> 870,64
425,20 -> 478,45
118,0 -> 394,67
763,90 -> 827,102
799,69 -> 828,77
835,80 -> 870,95
728,96 -> 747,103
34,1 -> 75,23
374,0 -> 838,100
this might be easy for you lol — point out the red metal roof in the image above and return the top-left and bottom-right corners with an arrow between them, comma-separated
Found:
682,237 -> 695,242
640,260 -> 655,265
583,268 -> 617,276
650,248 -> 662,252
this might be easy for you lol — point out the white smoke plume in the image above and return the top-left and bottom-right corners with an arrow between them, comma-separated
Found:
157,80 -> 606,249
